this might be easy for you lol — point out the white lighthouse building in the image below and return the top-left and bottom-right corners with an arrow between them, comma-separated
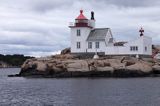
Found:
69,10 -> 152,56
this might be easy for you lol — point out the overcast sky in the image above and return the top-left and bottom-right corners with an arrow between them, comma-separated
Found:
0,0 -> 160,57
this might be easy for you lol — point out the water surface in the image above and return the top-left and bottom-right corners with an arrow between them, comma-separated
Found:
0,68 -> 160,106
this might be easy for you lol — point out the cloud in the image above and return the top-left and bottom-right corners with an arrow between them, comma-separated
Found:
97,0 -> 160,7
0,0 -> 160,56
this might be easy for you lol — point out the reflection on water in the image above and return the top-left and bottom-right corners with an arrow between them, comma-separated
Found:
0,68 -> 160,106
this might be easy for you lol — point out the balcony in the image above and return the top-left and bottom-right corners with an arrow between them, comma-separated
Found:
69,22 -> 92,28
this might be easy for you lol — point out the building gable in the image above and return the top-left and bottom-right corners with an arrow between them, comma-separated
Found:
105,29 -> 114,45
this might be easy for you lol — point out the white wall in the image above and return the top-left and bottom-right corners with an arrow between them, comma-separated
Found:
70,25 -> 152,56
105,46 -> 127,55
86,29 -> 113,53
105,36 -> 152,55
88,20 -> 95,28
142,36 -> 152,55
71,27 -> 91,53
86,41 -> 106,53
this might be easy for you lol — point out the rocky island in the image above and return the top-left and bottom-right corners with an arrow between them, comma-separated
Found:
10,48 -> 160,78
11,10 -> 160,78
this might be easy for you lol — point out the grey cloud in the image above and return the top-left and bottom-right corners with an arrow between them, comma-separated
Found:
0,0 -> 74,13
0,0 -> 160,56
29,0 -> 74,12
92,0 -> 160,7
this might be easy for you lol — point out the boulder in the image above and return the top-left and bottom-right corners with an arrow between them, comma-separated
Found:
152,65 -> 160,74
125,61 -> 135,66
21,60 -> 37,71
108,59 -> 126,70
52,66 -> 64,73
61,48 -> 71,55
54,54 -> 75,59
121,56 -> 138,66
93,60 -> 110,67
126,61 -> 152,73
103,60 -> 111,66
67,60 -> 89,72
94,60 -> 105,67
36,62 -> 47,72
153,65 -> 160,71
96,66 -> 114,73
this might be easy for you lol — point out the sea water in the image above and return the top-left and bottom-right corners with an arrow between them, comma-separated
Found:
0,68 -> 160,106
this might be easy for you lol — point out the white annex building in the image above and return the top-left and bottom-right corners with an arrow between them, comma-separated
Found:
69,10 -> 152,56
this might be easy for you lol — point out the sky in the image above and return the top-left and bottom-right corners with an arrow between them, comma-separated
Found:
0,0 -> 160,57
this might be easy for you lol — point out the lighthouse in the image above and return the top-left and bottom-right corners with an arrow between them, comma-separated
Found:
69,10 -> 95,53
69,10 -> 152,57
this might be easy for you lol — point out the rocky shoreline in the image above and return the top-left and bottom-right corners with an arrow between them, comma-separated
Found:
8,49 -> 160,78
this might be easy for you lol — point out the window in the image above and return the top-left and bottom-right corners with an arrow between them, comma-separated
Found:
130,46 -> 138,51
95,42 -> 99,49
135,46 -> 138,51
77,42 -> 80,49
77,29 -> 81,36
88,42 -> 92,49
130,47 -> 132,51
145,46 -> 147,51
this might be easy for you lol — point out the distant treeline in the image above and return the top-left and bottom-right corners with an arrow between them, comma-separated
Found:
0,54 -> 34,67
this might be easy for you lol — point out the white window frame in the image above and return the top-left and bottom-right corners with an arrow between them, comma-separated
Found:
130,46 -> 138,51
95,42 -> 99,49
77,29 -> 81,36
77,42 -> 80,49
88,42 -> 92,49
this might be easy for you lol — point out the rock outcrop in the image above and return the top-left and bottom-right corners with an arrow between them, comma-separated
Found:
61,48 -> 71,55
15,53 -> 160,78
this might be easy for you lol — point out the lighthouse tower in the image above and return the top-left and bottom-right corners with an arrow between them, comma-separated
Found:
69,10 -> 94,53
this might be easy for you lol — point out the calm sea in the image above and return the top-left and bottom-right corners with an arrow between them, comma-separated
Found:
0,68 -> 160,106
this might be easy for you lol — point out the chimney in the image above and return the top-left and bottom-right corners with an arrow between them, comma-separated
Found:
91,11 -> 94,20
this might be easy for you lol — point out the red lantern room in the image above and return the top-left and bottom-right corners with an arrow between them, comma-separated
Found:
69,10 -> 92,28
76,10 -> 88,20
75,10 -> 89,27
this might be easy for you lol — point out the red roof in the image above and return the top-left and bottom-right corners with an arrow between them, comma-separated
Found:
76,10 -> 88,20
